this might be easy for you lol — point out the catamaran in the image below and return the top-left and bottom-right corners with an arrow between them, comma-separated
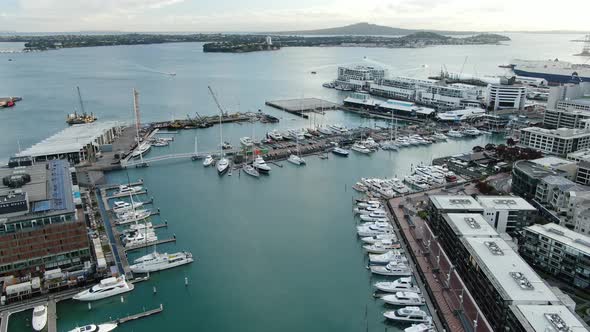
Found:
73,276 -> 134,301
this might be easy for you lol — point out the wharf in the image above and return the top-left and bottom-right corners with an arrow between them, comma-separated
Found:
106,190 -> 148,199
111,304 -> 163,325
265,98 -> 338,118
342,106 -> 426,123
124,237 -> 177,252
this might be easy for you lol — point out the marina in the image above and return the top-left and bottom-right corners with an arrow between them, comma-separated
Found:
265,98 -> 338,118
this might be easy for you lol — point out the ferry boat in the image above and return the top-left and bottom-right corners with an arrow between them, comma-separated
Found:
509,59 -> 590,83
332,147 -> 349,156
384,307 -> 431,323
68,323 -> 118,332
32,305 -> 47,331
381,292 -> 425,305
130,251 -> 194,273
375,277 -> 420,293
73,276 -> 134,301
370,261 -> 412,276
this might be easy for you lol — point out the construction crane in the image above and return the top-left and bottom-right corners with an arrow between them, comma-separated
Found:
208,86 -> 227,117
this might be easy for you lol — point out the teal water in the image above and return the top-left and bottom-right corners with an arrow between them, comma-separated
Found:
0,33 -> 573,331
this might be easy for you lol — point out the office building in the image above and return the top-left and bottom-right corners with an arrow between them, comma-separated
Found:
0,160 -> 91,276
335,65 -> 386,90
486,82 -> 527,111
426,195 -> 483,233
518,127 -> 590,156
475,196 -> 537,236
546,82 -> 590,110
521,224 -> 590,289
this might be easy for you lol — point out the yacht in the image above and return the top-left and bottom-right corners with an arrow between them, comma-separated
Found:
126,222 -> 154,233
381,292 -> 425,305
287,154 -> 306,165
381,140 -> 398,150
375,277 -> 421,293
360,233 -> 397,244
68,323 -> 118,332
268,130 -> 283,141
330,124 -> 348,133
243,164 -> 260,177
217,157 -> 230,175
362,137 -> 379,150
132,142 -> 151,158
123,230 -> 158,248
384,307 -> 430,323
317,126 -> 334,135
114,185 -> 142,196
253,156 -> 271,174
370,261 -> 412,276
359,214 -> 389,223
432,133 -> 448,141
332,147 -> 350,157
463,128 -> 481,136
73,276 -> 134,301
357,223 -> 393,237
240,137 -> 254,148
354,205 -> 383,215
352,182 -> 367,192
404,322 -> 435,332
203,155 -> 214,167
112,200 -> 144,213
115,209 -> 151,225
288,129 -> 306,141
363,240 -> 401,254
130,251 -> 194,273
32,305 -> 47,332
351,142 -> 371,154
357,200 -> 381,208
446,129 -> 463,138
369,250 -> 407,265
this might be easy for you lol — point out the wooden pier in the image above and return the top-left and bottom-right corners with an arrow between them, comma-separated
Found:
124,237 -> 177,252
108,304 -> 163,325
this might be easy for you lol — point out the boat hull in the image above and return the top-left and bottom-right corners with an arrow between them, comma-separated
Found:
130,257 -> 193,273
513,68 -> 590,84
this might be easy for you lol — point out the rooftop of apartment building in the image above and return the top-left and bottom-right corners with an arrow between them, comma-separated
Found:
533,157 -> 576,169
514,160 -> 569,180
562,97 -> 590,107
428,195 -> 483,211
476,195 -> 537,211
526,223 -> 590,255
568,149 -> 590,162
512,304 -> 589,332
540,175 -> 576,188
443,213 -> 499,237
0,160 -> 74,224
462,236 -> 560,304
521,127 -> 590,139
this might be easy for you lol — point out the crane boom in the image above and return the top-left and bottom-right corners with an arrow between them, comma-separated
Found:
208,86 -> 226,117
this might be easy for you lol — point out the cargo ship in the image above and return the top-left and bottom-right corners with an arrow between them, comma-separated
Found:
506,59 -> 590,83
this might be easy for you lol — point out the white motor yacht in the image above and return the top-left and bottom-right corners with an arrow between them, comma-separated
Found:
132,142 -> 151,158
369,250 -> 406,265
357,200 -> 381,208
68,323 -> 118,332
432,133 -> 448,141
268,130 -> 283,141
351,143 -> 372,154
115,209 -> 151,225
353,205 -> 382,215
363,240 -> 401,254
317,126 -> 334,135
384,307 -> 431,323
112,200 -> 144,213
243,164 -> 260,177
287,154 -> 306,166
253,156 -> 271,174
332,147 -> 350,157
203,155 -> 214,167
357,223 -> 393,237
381,292 -> 425,305
73,276 -> 134,301
32,305 -> 48,331
240,137 -> 254,147
370,261 -> 412,276
361,233 -> 397,244
375,277 -> 421,293
114,185 -> 142,196
217,157 -> 230,175
123,231 -> 158,248
130,251 -> 194,273
362,137 -> 379,150
404,322 -> 435,332
381,140 -> 399,150
359,213 -> 389,223
446,129 -> 463,138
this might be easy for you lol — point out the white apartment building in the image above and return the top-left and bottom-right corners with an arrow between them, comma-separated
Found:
475,196 -> 537,235
335,65 -> 386,90
486,83 -> 527,111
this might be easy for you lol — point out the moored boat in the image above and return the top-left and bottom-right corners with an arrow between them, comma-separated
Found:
381,292 -> 425,305
370,261 -> 412,276
383,306 -> 431,323
68,323 -> 118,332
130,250 -> 194,273
73,276 -> 134,301
243,164 -> 260,177
32,305 -> 47,332
375,277 -> 421,293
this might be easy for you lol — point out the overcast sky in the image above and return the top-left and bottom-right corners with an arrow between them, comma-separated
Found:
1,0 -> 589,32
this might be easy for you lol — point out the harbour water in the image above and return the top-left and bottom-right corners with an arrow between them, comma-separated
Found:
0,32 -> 581,332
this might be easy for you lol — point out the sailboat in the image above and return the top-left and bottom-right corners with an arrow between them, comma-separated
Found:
381,111 -> 399,151
131,89 -> 151,161
287,135 -> 306,165
209,86 -> 229,175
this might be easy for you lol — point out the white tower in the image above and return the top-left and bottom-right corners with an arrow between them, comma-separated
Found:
265,36 -> 272,46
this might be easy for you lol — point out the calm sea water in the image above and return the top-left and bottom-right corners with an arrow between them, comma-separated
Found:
0,33 -> 582,332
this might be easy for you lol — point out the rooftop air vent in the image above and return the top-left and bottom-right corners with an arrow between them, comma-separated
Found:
449,199 -> 472,205
544,313 -> 570,332
510,272 -> 535,290
464,217 -> 481,229
2,173 -> 31,188
484,241 -> 504,255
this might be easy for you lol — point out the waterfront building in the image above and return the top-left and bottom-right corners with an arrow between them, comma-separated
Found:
542,108 -> 590,129
475,196 -> 537,236
426,195 -> 483,233
417,85 -> 469,111
435,107 -> 486,122
508,304 -> 589,331
369,76 -> 435,101
520,224 -> 590,289
335,65 -> 386,90
16,121 -> 122,164
0,160 -> 91,276
342,92 -> 377,109
518,127 -> 590,156
377,99 -> 435,118
485,82 -> 527,111
512,157 -> 576,200
546,82 -> 590,110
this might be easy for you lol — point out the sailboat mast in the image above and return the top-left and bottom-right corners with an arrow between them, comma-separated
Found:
77,86 -> 85,114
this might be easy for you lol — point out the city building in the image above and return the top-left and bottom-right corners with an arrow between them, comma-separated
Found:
521,223 -> 590,289
475,196 -> 537,236
426,195 -> 483,233
512,157 -> 576,200
486,81 -> 527,111
542,108 -> 590,129
417,85 -> 469,111
546,82 -> 590,110
518,127 -> 590,156
335,65 -> 386,90
377,99 -> 435,118
508,304 -> 589,331
0,160 -> 91,276
533,175 -> 590,231
369,76 -> 435,101
16,121 -> 122,165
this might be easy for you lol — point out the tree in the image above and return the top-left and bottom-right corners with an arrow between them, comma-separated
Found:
472,145 -> 484,152
484,143 -> 496,151
507,137 -> 516,146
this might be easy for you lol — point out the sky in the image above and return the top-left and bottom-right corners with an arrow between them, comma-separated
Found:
0,0 -> 589,33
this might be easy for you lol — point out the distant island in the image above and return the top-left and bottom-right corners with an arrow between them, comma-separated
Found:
0,23 -> 510,53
